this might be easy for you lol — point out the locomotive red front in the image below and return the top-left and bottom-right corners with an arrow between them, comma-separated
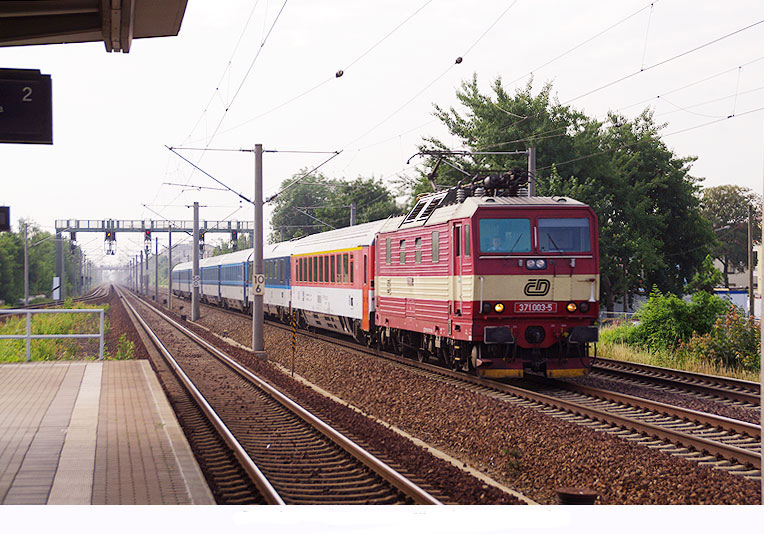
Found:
374,192 -> 599,378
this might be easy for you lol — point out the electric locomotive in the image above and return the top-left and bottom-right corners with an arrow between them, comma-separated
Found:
374,174 -> 599,378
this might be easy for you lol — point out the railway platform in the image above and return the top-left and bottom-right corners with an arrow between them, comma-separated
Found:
0,360 -> 214,505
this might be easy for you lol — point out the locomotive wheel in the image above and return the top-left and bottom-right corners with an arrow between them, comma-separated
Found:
416,349 -> 429,363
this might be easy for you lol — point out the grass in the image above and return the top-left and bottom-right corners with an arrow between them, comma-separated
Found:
0,302 -> 112,362
598,328 -> 760,382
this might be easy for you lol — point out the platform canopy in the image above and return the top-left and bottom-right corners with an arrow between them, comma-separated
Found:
0,0 -> 187,53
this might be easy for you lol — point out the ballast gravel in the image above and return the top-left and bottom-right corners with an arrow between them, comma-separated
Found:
160,293 -> 761,505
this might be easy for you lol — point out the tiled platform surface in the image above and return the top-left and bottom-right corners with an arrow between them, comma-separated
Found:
0,361 -> 214,505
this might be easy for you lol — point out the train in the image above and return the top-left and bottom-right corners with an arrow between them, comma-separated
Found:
172,174 -> 600,378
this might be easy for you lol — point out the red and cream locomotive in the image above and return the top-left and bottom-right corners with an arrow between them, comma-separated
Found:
174,170 -> 600,378
374,179 -> 599,378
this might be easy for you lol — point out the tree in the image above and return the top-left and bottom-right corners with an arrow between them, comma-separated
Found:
268,170 -> 400,243
700,185 -> 762,287
415,76 -> 714,309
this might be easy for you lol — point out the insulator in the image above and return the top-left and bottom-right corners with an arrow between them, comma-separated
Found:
474,187 -> 485,197
456,188 -> 466,203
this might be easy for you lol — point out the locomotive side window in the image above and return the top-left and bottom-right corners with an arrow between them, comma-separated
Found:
415,237 -> 422,264
432,231 -> 439,263
454,228 -> 460,257
479,218 -> 531,253
464,225 -> 471,257
386,238 -> 391,265
399,239 -> 406,264
538,218 -> 591,253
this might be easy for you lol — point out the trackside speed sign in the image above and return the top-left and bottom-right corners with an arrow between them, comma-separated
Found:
254,274 -> 265,296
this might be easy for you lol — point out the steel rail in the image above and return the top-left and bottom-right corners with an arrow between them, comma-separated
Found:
533,376 -> 760,439
118,288 -> 285,505
130,291 -> 442,505
267,321 -> 761,469
592,358 -> 760,405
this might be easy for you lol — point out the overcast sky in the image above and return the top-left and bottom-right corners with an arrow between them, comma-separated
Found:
2,0 -> 763,269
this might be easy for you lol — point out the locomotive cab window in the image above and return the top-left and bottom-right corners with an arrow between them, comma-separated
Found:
538,218 -> 591,253
479,218 -> 531,253
415,237 -> 422,264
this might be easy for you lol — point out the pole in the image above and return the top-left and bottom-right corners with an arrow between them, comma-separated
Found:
60,233 -> 66,301
155,236 -> 159,302
350,202 -> 356,226
24,222 -> 29,306
748,205 -> 754,317
192,201 -> 200,321
168,228 -> 173,311
528,146 -> 536,197
140,249 -> 144,296
253,144 -> 266,358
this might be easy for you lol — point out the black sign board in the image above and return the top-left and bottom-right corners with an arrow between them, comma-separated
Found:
0,206 -> 10,232
0,69 -> 52,144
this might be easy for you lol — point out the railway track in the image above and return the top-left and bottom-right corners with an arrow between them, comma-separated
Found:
158,292 -> 762,480
261,319 -> 761,480
117,287 -> 442,505
590,357 -> 760,407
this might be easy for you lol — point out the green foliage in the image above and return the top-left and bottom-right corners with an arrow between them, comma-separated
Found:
678,306 -> 760,372
611,288 -> 727,352
700,185 -> 762,287
0,303 -> 108,362
268,171 -> 401,243
0,219 -> 85,304
111,333 -> 135,360
685,255 -> 724,293
417,76 -> 714,309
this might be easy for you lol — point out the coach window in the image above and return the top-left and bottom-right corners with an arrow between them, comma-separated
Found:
337,255 -> 342,283
313,256 -> 318,282
363,255 -> 368,284
350,256 -> 354,283
415,237 -> 422,264
399,239 -> 406,264
432,231 -> 439,263
464,225 -> 471,257
331,255 -> 336,283
324,256 -> 329,283
386,238 -> 391,265
343,253 -> 349,283
319,256 -> 324,283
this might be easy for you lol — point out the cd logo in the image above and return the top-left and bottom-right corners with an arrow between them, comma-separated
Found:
524,279 -> 550,296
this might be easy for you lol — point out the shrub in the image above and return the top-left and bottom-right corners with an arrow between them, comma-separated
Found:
678,306 -> 760,372
605,288 -> 728,353
111,334 -> 135,360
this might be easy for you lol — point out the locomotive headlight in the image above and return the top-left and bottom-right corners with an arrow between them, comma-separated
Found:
535,259 -> 546,269
525,259 -> 536,269
579,302 -> 590,313
494,302 -> 505,313
482,302 -> 493,314
566,302 -> 578,313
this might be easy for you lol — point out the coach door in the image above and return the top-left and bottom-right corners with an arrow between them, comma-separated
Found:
452,223 -> 464,319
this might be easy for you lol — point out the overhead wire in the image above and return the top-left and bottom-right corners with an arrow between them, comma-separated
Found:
203,0 -> 435,143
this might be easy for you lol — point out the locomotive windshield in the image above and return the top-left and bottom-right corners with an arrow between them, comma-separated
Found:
479,218 -> 531,253
538,218 -> 591,253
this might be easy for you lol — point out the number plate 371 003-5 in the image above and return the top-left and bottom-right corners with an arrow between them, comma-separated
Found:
514,302 -> 557,313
